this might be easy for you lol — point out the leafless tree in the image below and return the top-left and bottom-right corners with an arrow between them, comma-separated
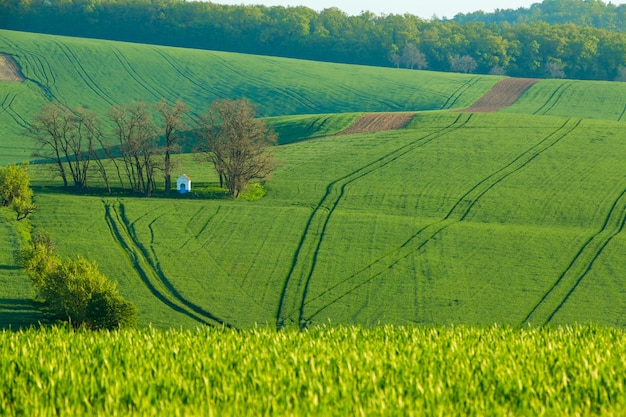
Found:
544,59 -> 566,79
30,102 -> 99,188
197,98 -> 277,198
156,99 -> 189,193
450,54 -> 478,74
108,102 -> 159,196
401,43 -> 428,70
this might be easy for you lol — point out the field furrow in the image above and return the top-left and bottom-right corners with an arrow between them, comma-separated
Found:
52,40 -> 115,106
0,93 -> 29,128
440,76 -> 481,109
523,186 -> 626,326
103,201 -> 229,327
302,118 -> 580,323
276,113 -> 474,329
460,78 -> 538,112
338,113 -> 416,135
109,47 -> 163,101
152,47 -> 227,102
534,81 -> 573,115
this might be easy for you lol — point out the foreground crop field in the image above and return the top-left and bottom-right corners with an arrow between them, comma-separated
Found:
1,325 -> 625,416
3,111 -> 620,330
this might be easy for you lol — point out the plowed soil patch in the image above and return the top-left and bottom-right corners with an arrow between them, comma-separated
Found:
459,78 -> 538,113
339,112 -> 415,135
0,54 -> 24,82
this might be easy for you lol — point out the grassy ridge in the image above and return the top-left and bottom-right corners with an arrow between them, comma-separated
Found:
0,29 -> 499,165
2,325 -> 625,416
502,79 -> 626,121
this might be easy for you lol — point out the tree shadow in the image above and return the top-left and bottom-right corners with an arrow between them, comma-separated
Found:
31,182 -> 230,200
0,298 -> 51,330
0,265 -> 20,271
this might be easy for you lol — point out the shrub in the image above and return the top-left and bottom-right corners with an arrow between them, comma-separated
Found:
0,164 -> 35,220
18,233 -> 137,330
86,291 -> 137,330
38,256 -> 137,329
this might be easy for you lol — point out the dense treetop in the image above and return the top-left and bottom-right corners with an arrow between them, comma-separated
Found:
454,0 -> 626,31
0,0 -> 625,80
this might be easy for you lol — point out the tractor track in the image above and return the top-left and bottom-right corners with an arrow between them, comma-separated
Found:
618,105 -> 626,122
110,47 -> 163,101
0,93 -> 30,128
534,81 -> 573,116
523,185 -> 626,326
5,47 -> 57,100
275,113 -> 475,329
103,201 -> 232,328
441,76 -> 481,110
302,118 -> 581,324
53,41 -> 115,106
152,47 -> 226,103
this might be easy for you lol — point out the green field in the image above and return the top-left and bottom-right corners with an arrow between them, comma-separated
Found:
3,25 -> 626,416
0,29 -> 500,165
1,112 -> 624,331
2,325 -> 626,416
2,29 -> 626,332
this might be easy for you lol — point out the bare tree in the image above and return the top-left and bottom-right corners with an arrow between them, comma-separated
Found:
401,43 -> 428,70
450,54 -> 478,74
30,102 -> 72,187
545,59 -> 566,79
156,99 -> 189,193
197,98 -> 277,199
108,102 -> 159,196
30,102 -> 100,188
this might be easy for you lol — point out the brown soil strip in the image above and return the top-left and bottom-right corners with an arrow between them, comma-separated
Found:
338,112 -> 415,135
0,54 -> 24,82
458,77 -> 538,113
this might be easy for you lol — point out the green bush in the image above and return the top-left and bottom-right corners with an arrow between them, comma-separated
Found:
18,233 -> 137,329
38,256 -> 137,329
0,164 -> 35,220
86,291 -> 137,330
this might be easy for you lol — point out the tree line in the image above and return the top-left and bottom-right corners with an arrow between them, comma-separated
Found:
30,98 -> 277,198
454,0 -> 626,32
1,0 -> 626,81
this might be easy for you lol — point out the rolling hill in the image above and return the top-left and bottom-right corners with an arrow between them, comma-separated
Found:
2,29 -> 626,330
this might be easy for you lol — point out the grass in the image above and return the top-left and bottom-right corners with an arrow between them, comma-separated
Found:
2,29 -> 626,332
0,29 -> 500,166
502,79 -> 626,121
1,324 -> 626,416
1,111 -> 623,330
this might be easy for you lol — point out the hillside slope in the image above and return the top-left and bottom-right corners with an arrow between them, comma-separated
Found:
0,111 -> 620,330
0,29 -> 500,165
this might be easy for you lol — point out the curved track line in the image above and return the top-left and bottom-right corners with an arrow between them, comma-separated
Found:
618,106 -> 626,122
534,81 -> 573,116
151,47 -> 227,101
52,40 -> 115,106
523,186 -> 626,326
275,113 -> 474,329
1,93 -> 30,128
103,201 -> 232,327
441,76 -> 481,110
109,47 -> 162,101
303,118 -> 580,324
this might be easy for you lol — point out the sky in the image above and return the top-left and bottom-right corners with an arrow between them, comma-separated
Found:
211,0 -> 626,19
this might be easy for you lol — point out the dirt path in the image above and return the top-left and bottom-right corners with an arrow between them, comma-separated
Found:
458,77 -> 538,113
338,112 -> 415,135
0,54 -> 24,82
